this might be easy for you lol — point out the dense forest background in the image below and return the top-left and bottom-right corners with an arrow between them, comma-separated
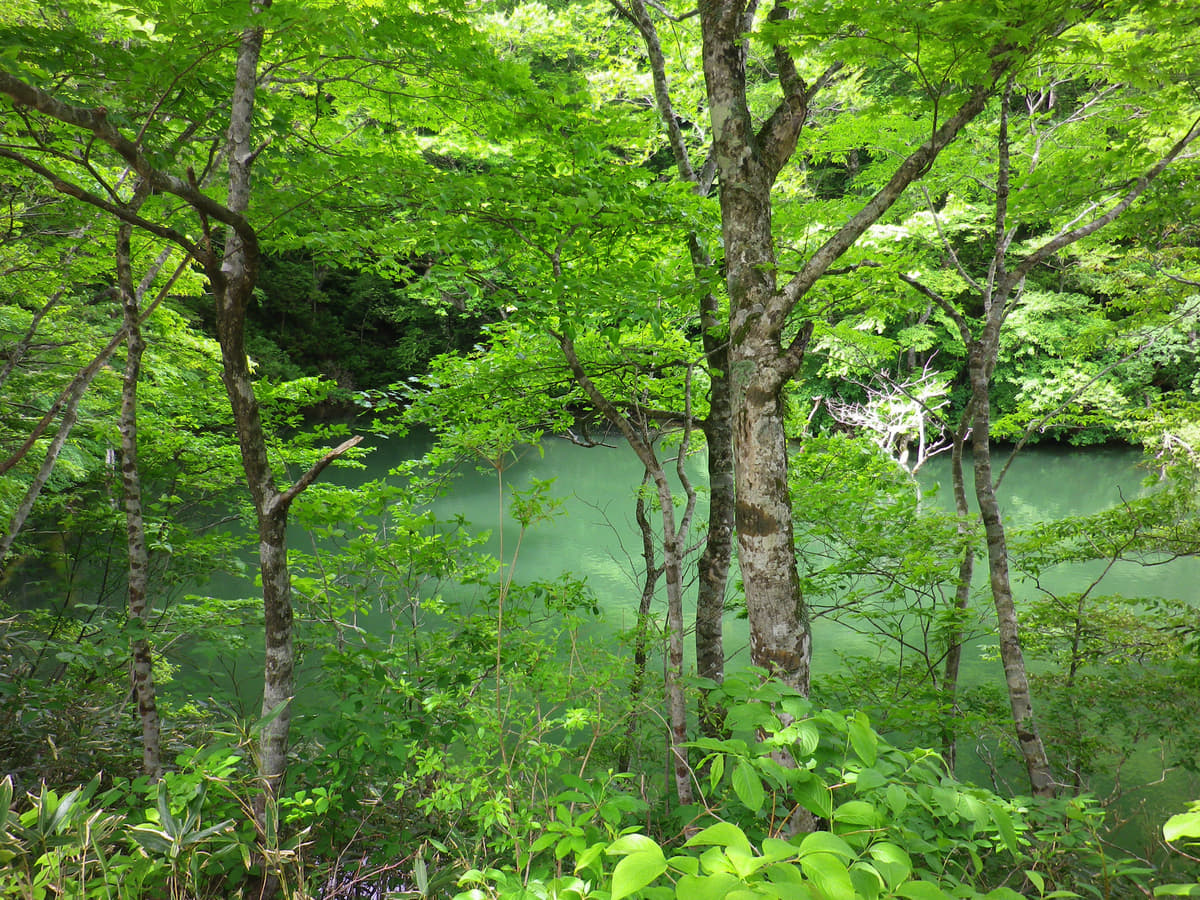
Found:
3,0 -> 1200,897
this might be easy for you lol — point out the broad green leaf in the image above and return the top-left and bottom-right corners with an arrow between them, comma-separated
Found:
848,712 -> 878,766
800,851 -> 855,899
795,774 -> 834,820
798,831 -> 854,860
898,880 -> 952,899
610,848 -> 667,900
833,800 -> 880,828
868,841 -> 912,888
668,855 -> 699,876
732,758 -> 766,813
575,842 -> 605,874
762,837 -> 800,863
794,720 -> 821,758
608,833 -> 661,856
1165,811 -> 1200,843
685,822 -> 753,856
1025,870 -> 1045,895
854,768 -> 887,792
675,873 -> 741,900
850,862 -> 884,900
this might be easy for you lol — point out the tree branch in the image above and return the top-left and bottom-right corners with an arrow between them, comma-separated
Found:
1002,114 -> 1200,293
898,272 -> 974,348
611,0 -> 699,184
0,147 -> 205,260
272,435 -> 365,515
0,70 -> 258,254
778,67 -> 1008,320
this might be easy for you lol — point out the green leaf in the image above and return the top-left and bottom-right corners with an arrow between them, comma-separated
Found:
798,831 -> 854,860
129,825 -> 174,855
1025,869 -> 1045,895
795,773 -> 834,820
794,720 -> 820,758
610,848 -> 667,900
868,841 -> 912,889
708,753 -> 725,795
848,712 -> 878,766
608,833 -> 661,856
1164,811 -> 1200,843
990,803 -> 1021,854
732,758 -> 766,812
897,880 -> 952,899
800,852 -> 855,899
686,823 -> 753,856
854,767 -> 887,792
675,873 -> 741,900
1154,886 -> 1200,897
833,800 -> 880,828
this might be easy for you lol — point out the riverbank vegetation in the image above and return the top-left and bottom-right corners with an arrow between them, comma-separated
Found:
3,0 -> 1200,896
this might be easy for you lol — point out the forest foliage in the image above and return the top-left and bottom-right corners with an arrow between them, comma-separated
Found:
2,0 -> 1200,897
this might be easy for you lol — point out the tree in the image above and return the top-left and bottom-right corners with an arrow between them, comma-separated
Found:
610,0 -> 1083,694
0,1 -> 362,831
896,61 -> 1200,794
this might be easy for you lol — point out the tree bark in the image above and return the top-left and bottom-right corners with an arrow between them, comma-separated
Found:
619,473 -> 662,773
940,407 -> 974,774
696,0 -> 1009,693
614,0 -> 730,726
214,16 -> 299,821
967,345 -> 1056,797
0,3 -> 362,847
116,208 -> 162,782
557,334 -> 694,806
696,285 -> 733,733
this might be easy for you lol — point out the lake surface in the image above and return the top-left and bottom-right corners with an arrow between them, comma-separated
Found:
347,435 -> 1198,673
183,432 -> 1199,854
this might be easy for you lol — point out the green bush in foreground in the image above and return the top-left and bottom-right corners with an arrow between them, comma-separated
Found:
0,676 -> 1184,899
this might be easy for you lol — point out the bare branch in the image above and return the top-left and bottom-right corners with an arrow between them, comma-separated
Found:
1003,114 -> 1200,292
0,70 -> 258,253
272,435 -> 365,515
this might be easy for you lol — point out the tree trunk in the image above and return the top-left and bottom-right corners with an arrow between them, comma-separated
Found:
696,307 -> 732,733
0,328 -> 124,561
700,3 -> 812,688
940,407 -> 974,774
968,346 -> 1056,798
620,474 -> 661,773
557,335 -> 694,806
116,213 -> 161,782
217,9 -> 296,825
616,0 -> 731,727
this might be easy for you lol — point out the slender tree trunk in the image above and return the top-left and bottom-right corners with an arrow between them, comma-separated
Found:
116,213 -> 161,782
696,316 -> 732,734
557,335 -> 694,806
615,0 -> 731,727
940,407 -> 974,774
218,9 -> 296,825
0,328 -> 125,560
620,475 -> 661,773
968,346 -> 1056,798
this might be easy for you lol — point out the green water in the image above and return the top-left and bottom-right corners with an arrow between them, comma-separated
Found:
186,433 -> 1199,855
357,436 -> 1198,671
